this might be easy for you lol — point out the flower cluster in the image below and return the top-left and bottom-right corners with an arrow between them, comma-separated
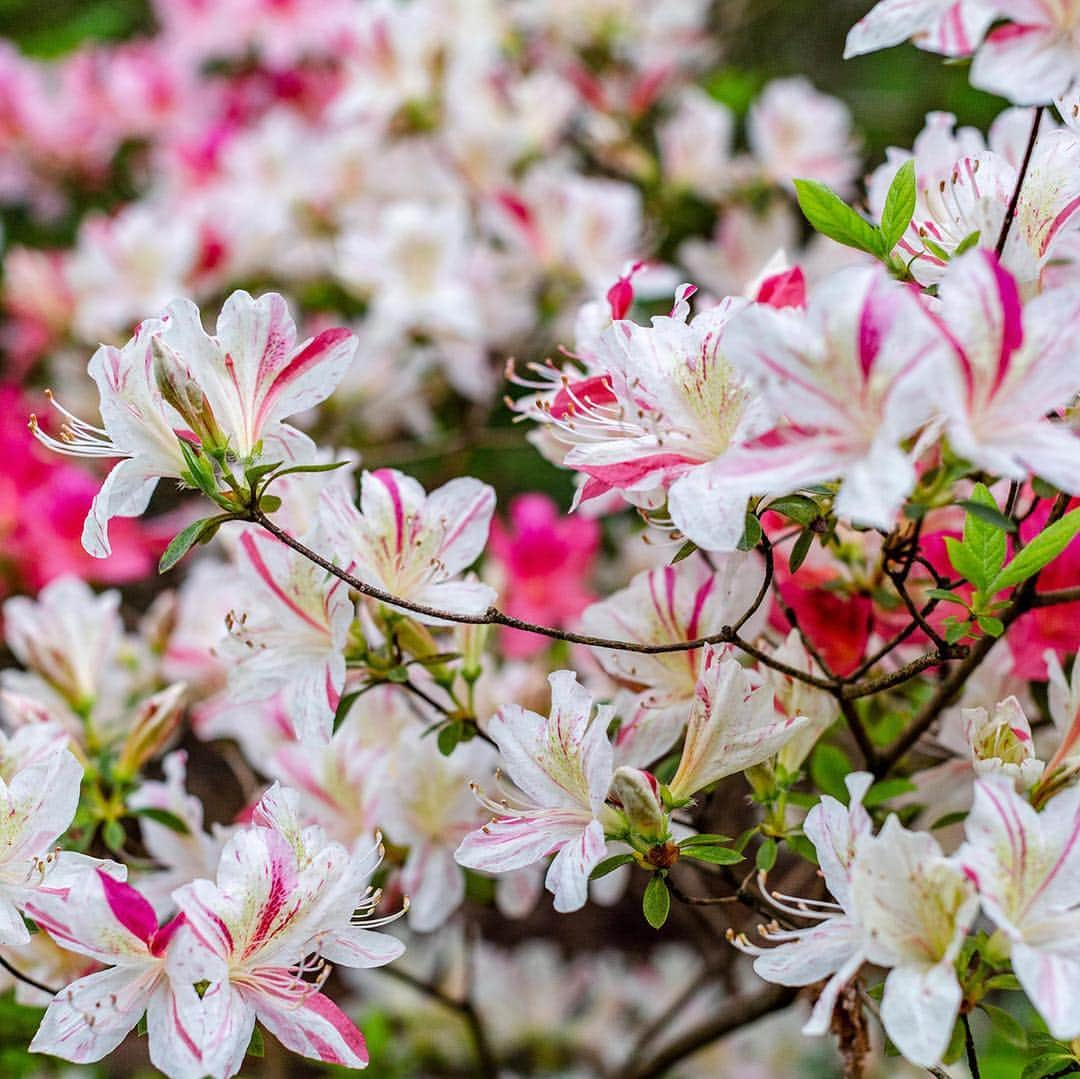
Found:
2,0 -> 1080,1076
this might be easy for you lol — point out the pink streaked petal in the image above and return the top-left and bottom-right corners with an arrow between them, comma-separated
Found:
253,986 -> 368,1070
98,869 -> 159,945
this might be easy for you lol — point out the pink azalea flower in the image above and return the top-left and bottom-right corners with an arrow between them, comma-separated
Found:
581,553 -> 766,764
456,670 -> 617,913
220,525 -> 354,745
31,290 -> 356,558
845,0 -> 996,59
928,249 -> 1080,492
671,265 -> 941,547
488,493 -> 599,658
172,785 -> 403,1078
27,869 -> 206,1077
319,468 -> 497,623
958,775 -> 1080,1039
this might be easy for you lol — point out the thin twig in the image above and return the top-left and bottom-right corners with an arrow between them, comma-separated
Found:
626,983 -> 797,1079
962,1012 -> 981,1079
995,107 -> 1044,257
251,510 -> 977,703
0,954 -> 58,997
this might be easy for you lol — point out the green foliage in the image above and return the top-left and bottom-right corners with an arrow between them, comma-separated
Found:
794,179 -> 885,257
880,159 -> 917,252
642,874 -> 670,929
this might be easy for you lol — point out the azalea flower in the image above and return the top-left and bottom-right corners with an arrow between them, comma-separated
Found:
170,785 -> 404,1078
845,1 -> 996,60
0,728 -> 84,944
3,575 -> 121,711
670,265 -> 941,546
487,492 -> 599,659
742,774 -> 978,1068
846,0 -> 1080,105
961,695 -> 1044,788
958,775 -> 1080,1039
455,670 -> 617,913
27,868 -> 206,1077
319,468 -> 497,623
929,249 -> 1080,492
31,290 -> 356,558
381,731 -> 494,933
220,524 -> 354,744
667,645 -> 810,802
867,115 -> 1080,289
582,553 -> 765,766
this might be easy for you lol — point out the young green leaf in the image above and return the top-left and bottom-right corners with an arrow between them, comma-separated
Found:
130,807 -> 191,835
880,159 -> 916,253
789,528 -> 815,574
670,539 -> 697,564
737,513 -> 763,551
944,536 -> 988,592
794,179 -> 884,257
755,838 -> 778,872
590,853 -> 635,880
160,517 -> 217,573
766,494 -> 821,526
642,874 -> 670,929
989,507 -> 1080,593
953,229 -> 981,256
683,846 -> 744,865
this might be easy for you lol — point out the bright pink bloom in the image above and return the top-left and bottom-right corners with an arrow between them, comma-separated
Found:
488,494 -> 599,658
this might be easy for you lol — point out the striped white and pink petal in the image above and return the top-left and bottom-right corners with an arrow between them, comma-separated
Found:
845,0 -> 994,58
154,291 -> 356,460
319,469 -> 496,622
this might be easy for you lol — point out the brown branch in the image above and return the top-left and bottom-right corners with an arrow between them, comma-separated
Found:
627,982 -> 798,1079
252,510 -> 968,703
0,953 -> 57,996
840,697 -> 878,769
250,509 -> 836,687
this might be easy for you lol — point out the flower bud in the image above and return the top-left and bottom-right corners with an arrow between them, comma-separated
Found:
962,696 -> 1044,789
459,623 -> 490,684
152,336 -> 225,453
115,683 -> 187,780
608,766 -> 668,843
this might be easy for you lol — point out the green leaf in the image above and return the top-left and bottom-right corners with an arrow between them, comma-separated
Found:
979,1003 -> 1027,1049
1021,1054 -> 1079,1079
922,236 -> 952,263
810,744 -> 853,802
671,539 -> 697,564
436,722 -> 464,756
243,460 -> 284,487
264,460 -> 350,481
945,535 -> 987,591
590,853 -> 634,880
678,833 -> 732,848
102,819 -> 126,853
737,513 -> 763,551
954,229 -> 981,256
789,528 -> 815,574
258,494 -> 282,513
930,810 -> 968,830
985,972 -> 1022,991
977,615 -> 1005,637
963,485 -> 1016,532
1032,477 -> 1059,500
862,778 -> 917,807
159,517 -> 216,573
246,1026 -> 265,1058
766,494 -> 821,527
880,159 -> 916,253
755,838 -> 778,872
642,874 -> 670,929
684,846 -> 744,865
794,179 -> 885,257
925,588 -> 968,607
131,807 -> 191,835
177,439 -> 219,498
989,508 -> 1080,593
